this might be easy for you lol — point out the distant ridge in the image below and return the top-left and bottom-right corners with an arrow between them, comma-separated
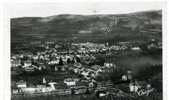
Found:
11,10 -> 162,43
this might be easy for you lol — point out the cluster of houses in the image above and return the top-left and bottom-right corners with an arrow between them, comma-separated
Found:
72,41 -> 141,54
71,62 -> 117,80
12,77 -> 91,95
11,40 -> 161,72
11,41 -> 156,97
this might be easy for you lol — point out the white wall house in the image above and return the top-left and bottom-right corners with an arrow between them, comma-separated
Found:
11,58 -> 21,67
64,78 -> 76,86
129,82 -> 141,92
23,60 -> 32,68
16,81 -> 27,88
48,82 -> 57,90
131,47 -> 141,51
122,75 -> 128,81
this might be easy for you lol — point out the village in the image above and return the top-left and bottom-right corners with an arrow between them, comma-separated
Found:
11,39 -> 162,99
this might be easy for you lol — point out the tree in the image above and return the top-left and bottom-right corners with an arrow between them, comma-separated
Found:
94,57 -> 105,66
71,58 -> 75,64
67,58 -> 71,64
134,64 -> 162,81
76,56 -> 81,63
59,57 -> 63,65
110,68 -> 126,83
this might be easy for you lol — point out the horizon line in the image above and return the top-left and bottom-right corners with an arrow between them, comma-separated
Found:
11,9 -> 162,19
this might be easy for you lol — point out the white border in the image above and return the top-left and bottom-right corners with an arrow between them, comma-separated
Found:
0,1 -> 168,100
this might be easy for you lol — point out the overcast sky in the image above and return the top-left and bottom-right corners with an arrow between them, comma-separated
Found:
5,2 -> 164,18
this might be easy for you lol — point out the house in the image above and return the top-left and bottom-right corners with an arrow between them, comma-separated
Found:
131,47 -> 141,51
48,82 -> 57,90
74,63 -> 82,68
36,85 -> 52,92
32,55 -> 39,61
55,66 -> 59,71
89,49 -> 97,53
62,56 -> 68,63
64,78 -> 77,86
12,89 -> 21,94
122,72 -> 132,81
88,81 -> 95,88
110,45 -> 121,51
129,81 -> 141,93
61,66 -> 66,71
55,44 -> 60,49
95,68 -> 103,76
104,63 -> 116,68
121,75 -> 128,81
26,53 -> 33,58
55,88 -> 72,95
72,86 -> 87,94
95,87 -> 108,98
81,70 -> 90,78
48,60 -> 59,65
42,77 -> 47,84
16,80 -> 27,88
104,63 -> 113,67
68,66 -> 74,71
38,64 -> 46,70
73,68 -> 79,74
88,71 -> 96,78
39,55 -> 45,60
11,58 -> 21,67
23,60 -> 32,68
127,70 -> 132,80
120,45 -> 128,50
21,82 -> 57,94
21,87 -> 38,94
24,65 -> 37,72
91,65 -> 101,71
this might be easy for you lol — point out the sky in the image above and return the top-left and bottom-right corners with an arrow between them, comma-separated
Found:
5,2 -> 165,18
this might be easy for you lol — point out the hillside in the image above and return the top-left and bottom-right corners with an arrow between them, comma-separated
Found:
11,10 -> 162,43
